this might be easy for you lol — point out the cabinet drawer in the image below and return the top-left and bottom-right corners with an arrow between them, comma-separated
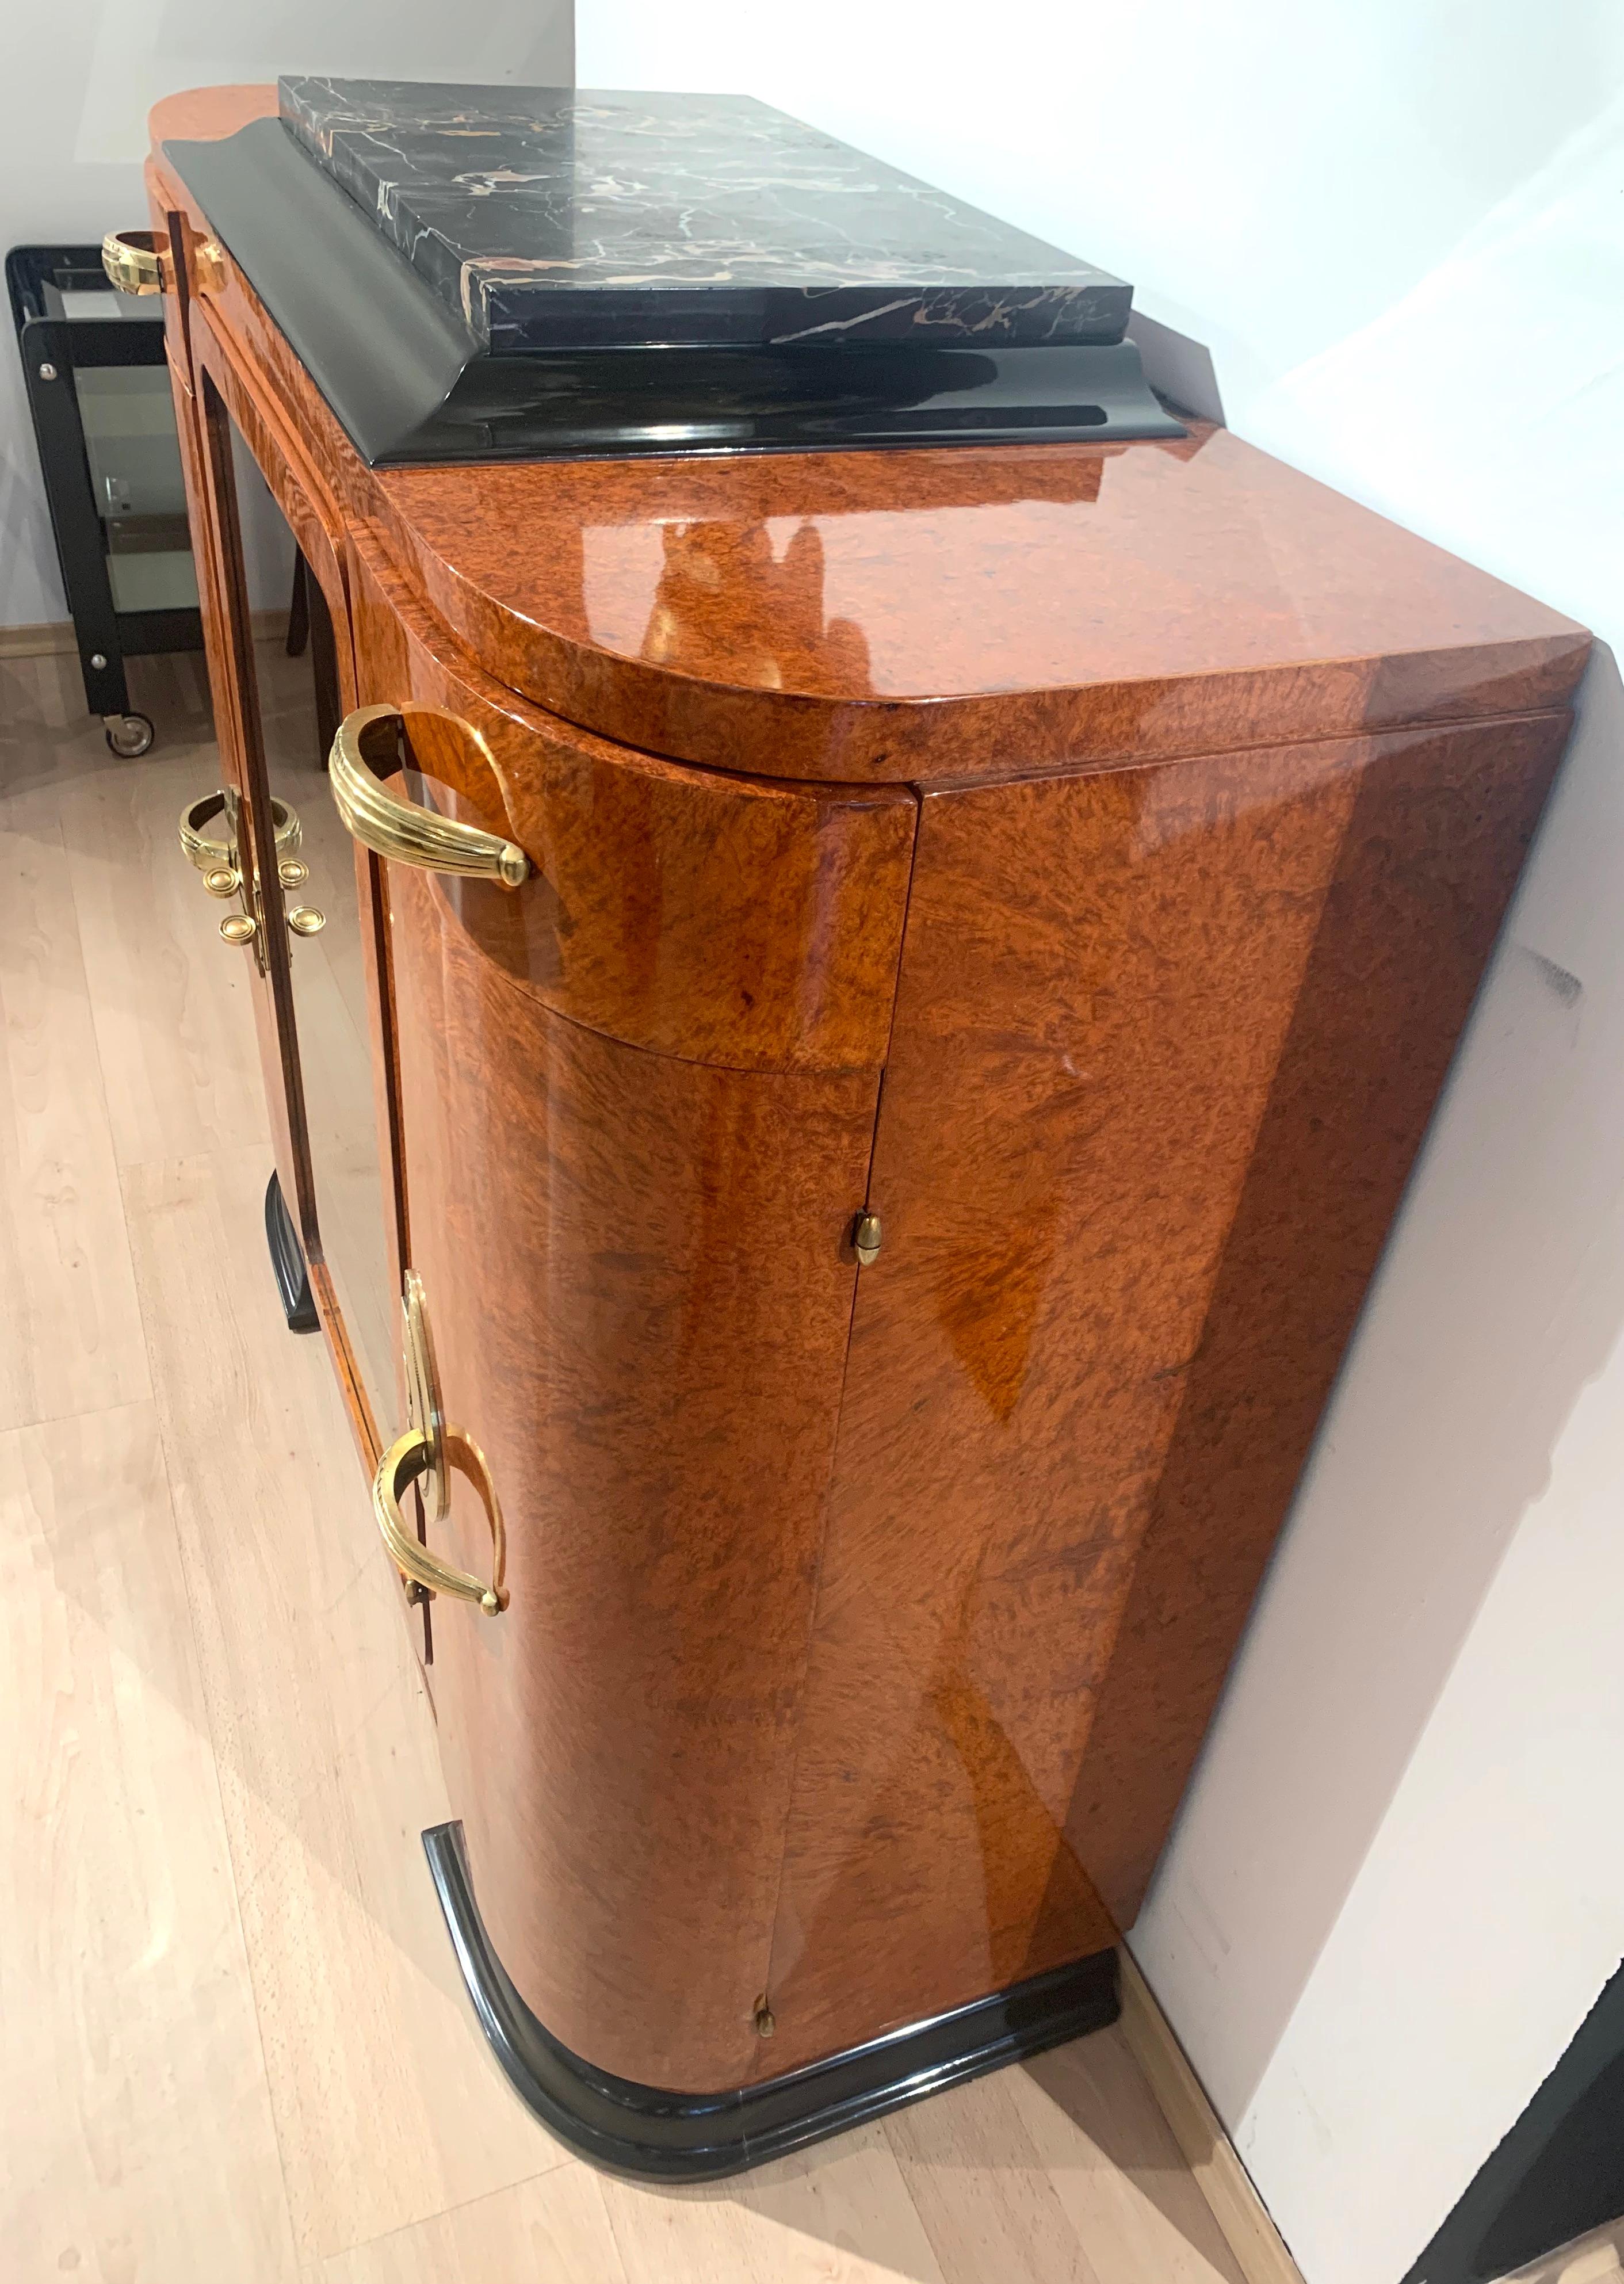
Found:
347,525 -> 916,1074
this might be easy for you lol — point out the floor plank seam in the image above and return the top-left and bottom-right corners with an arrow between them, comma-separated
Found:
315,2149 -> 584,2273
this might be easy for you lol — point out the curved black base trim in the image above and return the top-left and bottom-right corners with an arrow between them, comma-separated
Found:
263,1172 -> 318,1333
424,1819 -> 1120,2180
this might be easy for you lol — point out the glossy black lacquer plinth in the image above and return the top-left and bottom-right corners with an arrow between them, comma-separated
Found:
423,1821 -> 1121,2180
163,120 -> 1184,466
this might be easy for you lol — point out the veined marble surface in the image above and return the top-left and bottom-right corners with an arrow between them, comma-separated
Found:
277,78 -> 1132,354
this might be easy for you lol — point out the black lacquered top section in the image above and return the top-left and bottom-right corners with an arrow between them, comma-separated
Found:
165,105 -> 1182,466
278,78 -> 1132,354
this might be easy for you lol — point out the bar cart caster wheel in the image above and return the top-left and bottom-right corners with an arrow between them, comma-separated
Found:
104,712 -> 154,758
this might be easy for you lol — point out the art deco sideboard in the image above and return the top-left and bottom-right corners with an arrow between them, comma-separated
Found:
119,78 -> 1590,2176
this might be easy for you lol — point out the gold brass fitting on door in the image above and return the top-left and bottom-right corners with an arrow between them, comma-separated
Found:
329,704 -> 529,886
179,787 -> 262,968
374,1432 -> 509,1613
853,1209 -> 882,1267
372,1272 -> 508,1614
179,789 -> 320,961
179,786 -> 302,883
101,231 -> 167,295
101,226 -> 223,297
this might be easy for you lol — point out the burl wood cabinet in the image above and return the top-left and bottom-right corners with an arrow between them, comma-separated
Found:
130,81 -> 1589,2176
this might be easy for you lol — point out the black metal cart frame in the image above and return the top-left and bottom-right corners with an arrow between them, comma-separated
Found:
7,243 -> 205,755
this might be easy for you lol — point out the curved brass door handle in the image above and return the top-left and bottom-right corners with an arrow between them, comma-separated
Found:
329,704 -> 528,888
179,789 -> 312,968
102,231 -> 166,295
179,788 -> 303,891
102,227 -> 223,297
179,790 -> 317,958
373,1429 -> 509,1614
374,1273 -> 507,1614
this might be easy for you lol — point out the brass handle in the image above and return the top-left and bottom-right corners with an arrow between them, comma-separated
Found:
102,227 -> 223,297
179,789 -> 302,877
329,704 -> 528,888
102,230 -> 166,295
181,790 -> 310,968
373,1429 -> 509,1614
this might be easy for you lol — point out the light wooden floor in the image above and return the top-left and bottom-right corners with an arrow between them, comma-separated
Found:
0,649 -> 1250,2284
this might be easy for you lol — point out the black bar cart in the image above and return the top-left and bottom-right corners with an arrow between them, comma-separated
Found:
6,240 -> 205,755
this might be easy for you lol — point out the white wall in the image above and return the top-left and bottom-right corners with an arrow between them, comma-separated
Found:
2,1 -> 572,629
568,12 -> 1624,2280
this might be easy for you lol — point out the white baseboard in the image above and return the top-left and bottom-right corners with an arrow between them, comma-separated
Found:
1119,1949 -> 1306,2284
0,620 -> 77,658
0,608 -> 289,663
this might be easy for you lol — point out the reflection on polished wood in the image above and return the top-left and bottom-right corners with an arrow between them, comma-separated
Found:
148,81 -> 1589,2159
373,433 -> 1587,783
186,313 -> 404,1476
349,529 -> 916,1073
762,709 -> 1568,2072
257,637 -> 399,1422
4,651 -> 1265,2282
148,87 -> 1588,784
383,847 -> 882,2088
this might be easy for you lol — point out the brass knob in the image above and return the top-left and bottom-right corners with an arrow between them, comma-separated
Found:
202,864 -> 240,900
286,906 -> 326,937
102,230 -> 166,295
853,1209 -> 882,1267
219,913 -> 258,947
278,858 -> 309,889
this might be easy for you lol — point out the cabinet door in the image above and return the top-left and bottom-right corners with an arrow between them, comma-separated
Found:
762,713 -> 1569,2074
339,528 -> 916,2091
185,318 -> 402,1466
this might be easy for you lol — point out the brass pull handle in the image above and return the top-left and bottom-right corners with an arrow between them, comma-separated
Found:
329,704 -> 528,888
373,1429 -> 509,1614
102,230 -> 167,295
181,790 -> 313,964
179,788 -> 302,879
378,1271 -> 505,1613
102,226 -> 223,297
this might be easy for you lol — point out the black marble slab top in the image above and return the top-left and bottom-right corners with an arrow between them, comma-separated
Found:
277,78 -> 1133,356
